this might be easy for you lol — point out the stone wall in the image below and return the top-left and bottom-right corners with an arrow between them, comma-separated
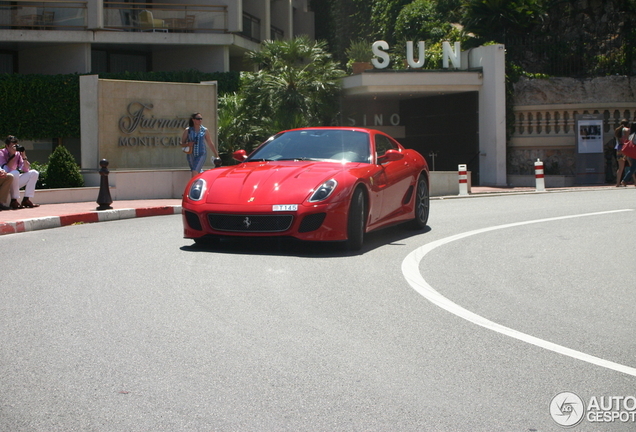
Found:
513,76 -> 636,106
509,76 -> 636,182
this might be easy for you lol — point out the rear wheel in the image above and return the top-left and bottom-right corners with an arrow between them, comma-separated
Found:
345,188 -> 366,251
409,174 -> 429,229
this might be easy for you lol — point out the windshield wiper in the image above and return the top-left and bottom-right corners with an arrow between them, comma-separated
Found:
278,157 -> 323,161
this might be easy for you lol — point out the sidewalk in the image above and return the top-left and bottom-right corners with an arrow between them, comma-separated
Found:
0,199 -> 181,235
0,184 -> 622,236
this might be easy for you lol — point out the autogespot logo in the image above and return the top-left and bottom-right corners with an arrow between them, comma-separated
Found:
550,392 -> 585,427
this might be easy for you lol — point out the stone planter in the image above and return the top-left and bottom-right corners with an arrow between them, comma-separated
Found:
352,62 -> 373,74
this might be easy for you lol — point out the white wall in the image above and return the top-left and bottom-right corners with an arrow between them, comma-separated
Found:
467,44 -> 507,186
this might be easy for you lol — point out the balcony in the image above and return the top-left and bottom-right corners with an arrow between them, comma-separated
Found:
0,0 -> 227,33
240,11 -> 259,42
104,2 -> 226,33
0,0 -> 88,30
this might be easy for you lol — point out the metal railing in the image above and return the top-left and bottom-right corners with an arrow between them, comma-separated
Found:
103,2 -> 226,33
0,0 -> 87,30
271,25 -> 283,41
240,11 -> 260,42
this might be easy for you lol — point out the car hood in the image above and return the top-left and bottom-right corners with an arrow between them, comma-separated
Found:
201,161 -> 365,205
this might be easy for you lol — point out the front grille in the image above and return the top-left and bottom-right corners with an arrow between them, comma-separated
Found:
299,213 -> 326,233
208,214 -> 294,232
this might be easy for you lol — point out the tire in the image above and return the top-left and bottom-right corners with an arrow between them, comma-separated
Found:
345,188 -> 366,251
409,174 -> 430,229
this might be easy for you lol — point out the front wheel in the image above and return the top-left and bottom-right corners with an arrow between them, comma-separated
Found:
345,188 -> 366,251
409,174 -> 429,229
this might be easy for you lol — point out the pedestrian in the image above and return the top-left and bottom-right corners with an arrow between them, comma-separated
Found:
604,137 -> 617,184
615,120 -> 631,187
0,167 -> 13,210
0,136 -> 40,208
617,118 -> 636,186
181,112 -> 220,178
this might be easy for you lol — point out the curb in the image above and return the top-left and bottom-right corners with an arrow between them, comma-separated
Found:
432,186 -> 617,200
0,205 -> 181,236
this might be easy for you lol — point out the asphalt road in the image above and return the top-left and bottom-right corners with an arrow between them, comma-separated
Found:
1,188 -> 635,431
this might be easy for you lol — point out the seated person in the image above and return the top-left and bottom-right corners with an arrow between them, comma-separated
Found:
0,136 -> 40,209
0,168 -> 13,210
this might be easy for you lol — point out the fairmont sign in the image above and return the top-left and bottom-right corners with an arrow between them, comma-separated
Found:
118,102 -> 187,148
371,41 -> 462,69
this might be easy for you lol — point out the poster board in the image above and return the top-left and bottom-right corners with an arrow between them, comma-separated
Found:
574,113 -> 605,184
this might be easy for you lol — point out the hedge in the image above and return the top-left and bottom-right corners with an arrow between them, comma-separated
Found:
0,70 -> 240,140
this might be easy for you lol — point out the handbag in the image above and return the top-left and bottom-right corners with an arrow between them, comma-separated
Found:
182,144 -> 192,154
621,139 -> 636,159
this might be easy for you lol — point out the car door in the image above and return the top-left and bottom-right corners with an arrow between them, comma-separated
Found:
374,133 -> 413,222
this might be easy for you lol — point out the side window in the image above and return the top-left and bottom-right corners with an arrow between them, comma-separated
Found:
375,134 -> 396,160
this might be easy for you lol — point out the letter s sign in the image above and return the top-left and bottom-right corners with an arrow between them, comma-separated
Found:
372,41 -> 390,69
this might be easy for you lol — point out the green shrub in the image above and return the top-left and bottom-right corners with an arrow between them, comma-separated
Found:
30,160 -> 48,189
45,145 -> 84,189
345,39 -> 374,63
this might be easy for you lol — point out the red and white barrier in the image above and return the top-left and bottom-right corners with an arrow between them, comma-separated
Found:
458,164 -> 468,196
534,158 -> 545,192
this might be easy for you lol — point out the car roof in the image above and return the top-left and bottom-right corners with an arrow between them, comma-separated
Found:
282,126 -> 383,134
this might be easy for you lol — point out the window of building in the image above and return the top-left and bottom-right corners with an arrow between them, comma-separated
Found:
91,50 -> 149,73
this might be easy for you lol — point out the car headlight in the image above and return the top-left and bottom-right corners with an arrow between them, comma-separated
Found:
188,178 -> 207,201
309,179 -> 338,202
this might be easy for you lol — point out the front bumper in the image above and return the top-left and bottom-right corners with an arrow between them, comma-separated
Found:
182,200 -> 350,242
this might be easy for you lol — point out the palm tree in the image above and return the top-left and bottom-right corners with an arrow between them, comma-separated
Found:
242,36 -> 346,132
217,92 -> 268,157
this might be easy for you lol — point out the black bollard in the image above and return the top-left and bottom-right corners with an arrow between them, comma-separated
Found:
96,159 -> 113,210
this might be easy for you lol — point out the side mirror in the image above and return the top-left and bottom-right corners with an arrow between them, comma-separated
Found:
378,149 -> 404,163
232,149 -> 248,162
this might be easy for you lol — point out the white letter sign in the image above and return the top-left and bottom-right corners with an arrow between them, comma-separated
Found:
443,41 -> 461,69
372,41 -> 390,69
406,41 -> 426,68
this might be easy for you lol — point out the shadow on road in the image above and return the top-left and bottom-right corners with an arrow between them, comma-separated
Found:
180,224 -> 433,258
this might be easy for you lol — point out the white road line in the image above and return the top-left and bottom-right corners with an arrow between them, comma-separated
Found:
401,209 -> 636,377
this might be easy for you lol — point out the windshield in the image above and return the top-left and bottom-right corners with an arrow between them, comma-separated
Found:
247,129 -> 371,163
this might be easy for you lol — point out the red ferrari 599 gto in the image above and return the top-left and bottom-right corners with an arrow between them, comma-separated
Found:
182,127 -> 429,250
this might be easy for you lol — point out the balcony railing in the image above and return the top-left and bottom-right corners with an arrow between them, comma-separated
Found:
0,0 -> 87,30
103,2 -> 226,33
240,11 -> 260,42
270,25 -> 283,41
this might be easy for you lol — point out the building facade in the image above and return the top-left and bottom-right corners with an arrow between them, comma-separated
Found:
341,44 -> 507,187
0,0 -> 314,74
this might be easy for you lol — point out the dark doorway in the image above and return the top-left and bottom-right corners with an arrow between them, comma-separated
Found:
400,92 -> 480,184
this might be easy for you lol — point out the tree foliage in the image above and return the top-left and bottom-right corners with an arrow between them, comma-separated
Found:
370,0 -> 413,46
218,36 -> 346,156
395,0 -> 453,43
459,0 -> 546,42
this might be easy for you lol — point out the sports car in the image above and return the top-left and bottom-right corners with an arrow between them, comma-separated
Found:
182,127 -> 429,250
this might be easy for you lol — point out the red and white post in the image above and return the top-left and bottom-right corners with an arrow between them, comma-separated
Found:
534,158 -> 545,192
458,164 -> 468,196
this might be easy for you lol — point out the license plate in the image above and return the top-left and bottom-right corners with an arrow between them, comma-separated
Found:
272,204 -> 298,212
